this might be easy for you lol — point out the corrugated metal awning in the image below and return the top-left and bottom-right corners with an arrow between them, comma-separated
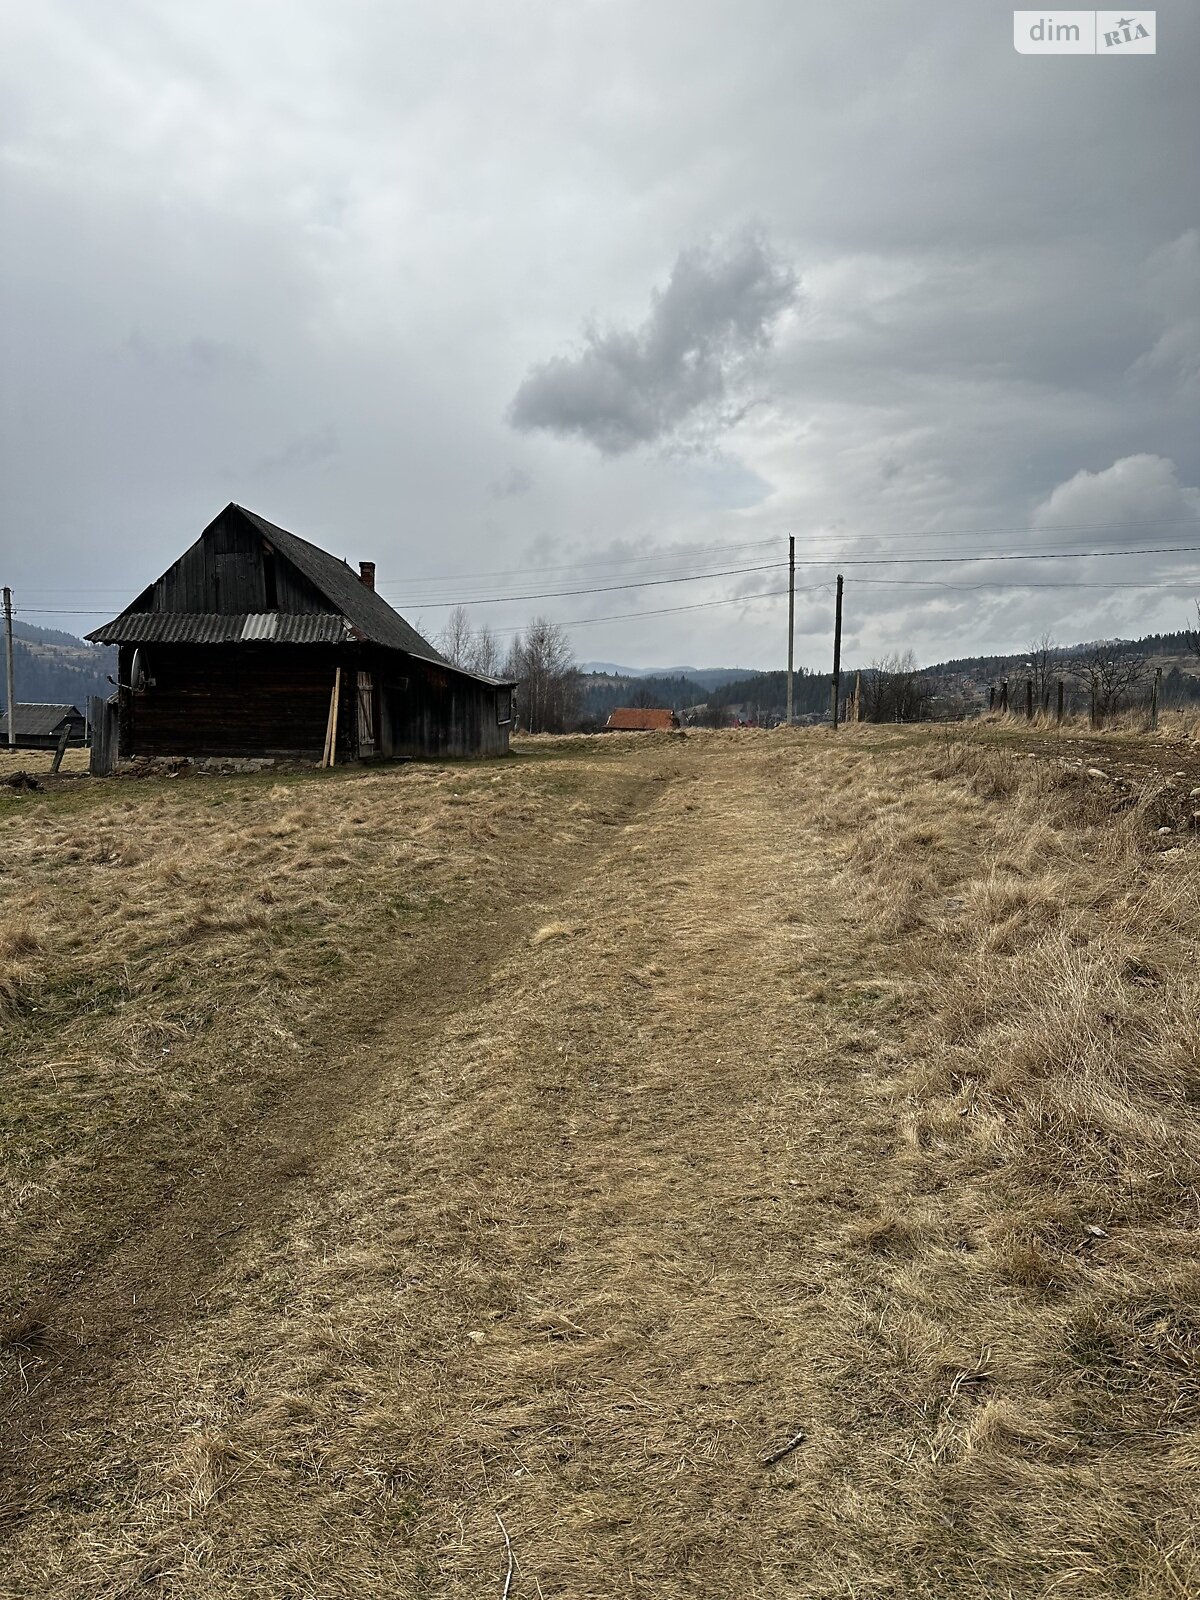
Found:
88,612 -> 352,645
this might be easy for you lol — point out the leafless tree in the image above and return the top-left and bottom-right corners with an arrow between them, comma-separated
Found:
859,650 -> 931,723
1027,632 -> 1059,711
629,681 -> 660,709
1188,601 -> 1200,662
1073,645 -> 1146,724
436,605 -> 474,668
467,623 -> 501,677
702,691 -> 730,728
436,609 -> 502,677
505,616 -> 580,733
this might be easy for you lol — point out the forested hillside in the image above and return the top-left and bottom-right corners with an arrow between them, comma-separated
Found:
578,672 -> 711,723
10,623 -> 115,708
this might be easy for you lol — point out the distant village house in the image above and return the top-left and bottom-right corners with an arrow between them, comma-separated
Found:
87,505 -> 514,763
604,707 -> 679,731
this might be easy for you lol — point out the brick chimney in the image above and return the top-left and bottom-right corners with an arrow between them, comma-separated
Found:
359,560 -> 375,591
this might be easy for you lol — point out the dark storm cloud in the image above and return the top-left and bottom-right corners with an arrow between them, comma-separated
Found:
508,232 -> 797,454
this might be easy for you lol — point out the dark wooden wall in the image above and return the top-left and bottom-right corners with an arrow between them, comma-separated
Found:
377,656 -> 510,759
118,643 -> 510,761
121,643 -> 346,758
131,506 -> 326,616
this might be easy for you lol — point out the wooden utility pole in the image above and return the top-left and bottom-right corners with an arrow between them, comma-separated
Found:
852,669 -> 861,723
829,573 -> 843,728
3,586 -> 14,750
786,535 -> 795,726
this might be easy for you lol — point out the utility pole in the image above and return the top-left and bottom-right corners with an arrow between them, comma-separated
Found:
786,535 -> 795,726
829,573 -> 843,728
3,586 -> 14,749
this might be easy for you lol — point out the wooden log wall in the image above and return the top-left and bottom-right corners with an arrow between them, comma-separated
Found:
123,644 -> 349,758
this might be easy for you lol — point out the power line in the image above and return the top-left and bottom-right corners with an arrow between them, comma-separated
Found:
855,576 -> 1200,591
454,585 -> 806,639
365,544 -> 1200,613
13,517 -> 1200,602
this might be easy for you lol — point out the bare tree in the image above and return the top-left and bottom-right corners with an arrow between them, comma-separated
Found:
1188,601 -> 1200,662
1027,632 -> 1059,712
859,651 -> 931,723
467,623 -> 501,677
436,609 -> 503,678
437,605 -> 474,668
702,692 -> 730,728
629,681 -> 660,709
1073,645 -> 1146,724
505,616 -> 580,733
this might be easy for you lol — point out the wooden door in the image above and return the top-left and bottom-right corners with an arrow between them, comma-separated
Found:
356,672 -> 376,756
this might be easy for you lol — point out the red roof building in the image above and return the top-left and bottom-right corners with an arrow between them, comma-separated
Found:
604,707 -> 679,731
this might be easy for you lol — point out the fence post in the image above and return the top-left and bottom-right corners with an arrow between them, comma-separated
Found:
1026,679 -> 1034,721
1150,666 -> 1162,732
999,679 -> 1009,713
1056,679 -> 1064,725
88,695 -> 117,777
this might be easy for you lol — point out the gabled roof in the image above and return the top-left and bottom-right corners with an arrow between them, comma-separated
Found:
605,707 -> 678,731
0,703 -> 85,738
86,505 -> 515,686
234,506 -> 448,662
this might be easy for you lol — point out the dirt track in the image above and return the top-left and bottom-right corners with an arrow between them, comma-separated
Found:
3,730 -> 1197,1597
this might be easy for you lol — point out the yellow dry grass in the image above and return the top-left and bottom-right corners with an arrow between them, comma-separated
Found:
1,728 -> 1197,1597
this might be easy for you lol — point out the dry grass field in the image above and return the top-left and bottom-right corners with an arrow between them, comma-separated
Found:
2,724 -> 1198,1597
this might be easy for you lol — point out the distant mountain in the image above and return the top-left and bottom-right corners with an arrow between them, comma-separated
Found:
580,663 -> 754,691
9,621 -> 115,709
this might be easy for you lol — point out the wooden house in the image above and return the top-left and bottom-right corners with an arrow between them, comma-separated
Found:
87,505 -> 514,762
0,703 -> 87,749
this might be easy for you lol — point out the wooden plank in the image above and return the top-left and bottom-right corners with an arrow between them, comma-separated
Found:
329,667 -> 341,767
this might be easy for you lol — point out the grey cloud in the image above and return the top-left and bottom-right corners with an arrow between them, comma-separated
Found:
1,3 -> 1197,671
508,232 -> 797,454
489,465 -> 533,498
122,331 -> 259,382
1032,454 -> 1200,537
247,425 -> 340,479
1130,231 -> 1200,397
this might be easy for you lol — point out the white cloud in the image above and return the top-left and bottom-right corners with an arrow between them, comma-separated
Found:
1032,454 -> 1200,539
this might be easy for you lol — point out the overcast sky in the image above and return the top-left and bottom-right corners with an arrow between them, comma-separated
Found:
2,1 -> 1197,671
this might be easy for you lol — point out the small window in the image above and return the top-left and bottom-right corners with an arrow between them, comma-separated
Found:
497,688 -> 513,725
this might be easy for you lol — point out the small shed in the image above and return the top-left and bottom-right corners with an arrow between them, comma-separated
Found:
87,504 -> 515,762
605,707 -> 679,731
0,703 -> 87,750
